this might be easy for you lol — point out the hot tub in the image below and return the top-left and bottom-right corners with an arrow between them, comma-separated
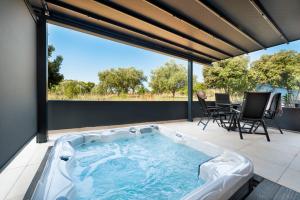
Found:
31,125 -> 253,200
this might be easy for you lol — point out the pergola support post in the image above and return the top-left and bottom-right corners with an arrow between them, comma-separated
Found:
36,13 -> 48,143
188,60 -> 193,122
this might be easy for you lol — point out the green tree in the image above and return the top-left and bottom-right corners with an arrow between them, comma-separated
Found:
136,85 -> 149,95
79,81 -> 95,93
91,83 -> 107,95
57,80 -> 80,98
48,45 -> 64,89
52,80 -> 95,99
203,56 -> 252,95
193,82 -> 206,92
179,76 -> 201,95
150,60 -> 187,97
249,50 -> 300,91
97,67 -> 146,95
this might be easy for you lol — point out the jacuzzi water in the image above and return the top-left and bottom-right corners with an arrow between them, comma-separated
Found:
31,125 -> 253,200
71,132 -> 211,200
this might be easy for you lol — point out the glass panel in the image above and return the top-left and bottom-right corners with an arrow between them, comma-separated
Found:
47,24 -> 188,101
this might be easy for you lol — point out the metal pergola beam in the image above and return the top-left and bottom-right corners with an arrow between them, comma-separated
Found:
36,12 -> 48,143
249,0 -> 289,43
144,0 -> 248,53
195,0 -> 265,49
46,0 -> 217,61
46,11 -> 212,65
187,60 -> 193,122
95,0 -> 233,57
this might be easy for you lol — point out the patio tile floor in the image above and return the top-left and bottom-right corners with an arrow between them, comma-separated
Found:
1,119 -> 299,200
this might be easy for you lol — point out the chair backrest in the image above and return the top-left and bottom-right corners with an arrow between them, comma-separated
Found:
267,93 -> 282,118
240,92 -> 271,120
215,93 -> 230,104
196,91 -> 208,113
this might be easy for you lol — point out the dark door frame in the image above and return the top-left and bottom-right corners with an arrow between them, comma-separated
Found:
36,12 -> 48,143
188,60 -> 193,121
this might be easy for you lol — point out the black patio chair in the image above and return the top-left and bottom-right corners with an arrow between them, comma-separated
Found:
196,92 -> 222,130
253,93 -> 283,134
215,93 -> 230,104
232,92 -> 271,141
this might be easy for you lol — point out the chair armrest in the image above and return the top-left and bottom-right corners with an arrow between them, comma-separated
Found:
232,108 -> 240,113
210,105 -> 226,109
206,107 -> 219,111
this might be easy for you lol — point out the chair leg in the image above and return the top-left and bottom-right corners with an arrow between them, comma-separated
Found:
197,119 -> 201,126
253,121 -> 261,133
274,119 -> 283,134
203,117 -> 211,130
249,122 -> 255,133
215,118 -> 221,127
227,113 -> 234,131
237,119 -> 243,140
212,111 -> 220,127
197,116 -> 203,126
220,116 -> 225,127
277,125 -> 283,134
261,120 -> 270,142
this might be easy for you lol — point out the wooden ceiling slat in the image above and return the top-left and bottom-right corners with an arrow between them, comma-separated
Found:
29,0 -> 300,64
48,10 -> 213,64
144,0 -> 248,53
94,0 -> 234,57
46,0 -> 218,61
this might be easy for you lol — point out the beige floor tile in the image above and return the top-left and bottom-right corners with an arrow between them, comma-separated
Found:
6,164 -> 40,200
289,154 -> 300,172
5,194 -> 25,200
28,144 -> 50,165
203,138 -> 250,151
239,143 -> 295,167
278,169 -> 300,193
269,132 -> 300,148
5,195 -> 23,200
0,167 -> 24,200
255,140 -> 300,156
247,155 -> 286,182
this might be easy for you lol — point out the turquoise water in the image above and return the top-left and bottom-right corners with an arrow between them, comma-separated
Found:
71,132 -> 211,200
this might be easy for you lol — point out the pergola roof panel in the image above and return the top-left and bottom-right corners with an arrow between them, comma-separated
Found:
48,4 -> 214,64
111,0 -> 241,56
157,0 -> 259,52
206,0 -> 290,47
260,0 -> 300,41
49,4 -> 207,59
49,0 -> 225,61
29,0 -> 300,64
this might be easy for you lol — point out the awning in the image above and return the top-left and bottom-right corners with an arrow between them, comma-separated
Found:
29,0 -> 300,64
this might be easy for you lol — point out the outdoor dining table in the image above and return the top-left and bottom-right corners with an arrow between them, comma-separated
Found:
216,103 -> 241,108
215,103 -> 241,131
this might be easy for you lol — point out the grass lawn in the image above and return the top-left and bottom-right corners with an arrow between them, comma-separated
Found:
48,89 -> 243,102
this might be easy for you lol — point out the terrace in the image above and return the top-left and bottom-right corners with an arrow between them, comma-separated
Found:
1,0 -> 300,200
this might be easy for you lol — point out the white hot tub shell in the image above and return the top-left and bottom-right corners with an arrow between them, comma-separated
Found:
31,125 -> 253,200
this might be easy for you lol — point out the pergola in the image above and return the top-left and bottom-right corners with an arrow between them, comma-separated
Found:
26,0 -> 300,143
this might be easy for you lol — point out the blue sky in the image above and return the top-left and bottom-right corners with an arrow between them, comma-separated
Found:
48,24 -> 300,84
